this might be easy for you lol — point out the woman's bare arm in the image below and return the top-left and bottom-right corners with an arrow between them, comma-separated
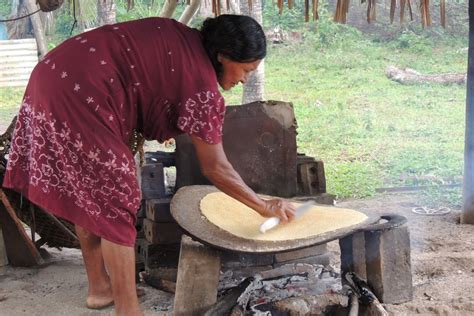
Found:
190,135 -> 295,222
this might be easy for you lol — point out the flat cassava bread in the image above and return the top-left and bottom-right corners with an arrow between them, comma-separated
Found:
200,192 -> 368,241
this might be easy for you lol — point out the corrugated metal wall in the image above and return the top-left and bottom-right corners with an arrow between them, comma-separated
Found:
0,39 -> 38,88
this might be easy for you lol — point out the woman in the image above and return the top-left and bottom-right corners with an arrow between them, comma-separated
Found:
3,15 -> 295,315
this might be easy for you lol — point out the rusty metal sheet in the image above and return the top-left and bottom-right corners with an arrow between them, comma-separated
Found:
170,185 -> 380,254
175,101 -> 298,197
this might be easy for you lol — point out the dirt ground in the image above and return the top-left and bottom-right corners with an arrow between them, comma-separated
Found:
1,191 -> 473,315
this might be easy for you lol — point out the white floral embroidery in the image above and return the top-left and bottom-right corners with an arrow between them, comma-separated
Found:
51,64 -> 56,70
61,71 -> 68,78
74,83 -> 80,92
89,47 -> 96,52
109,115 -> 114,121
44,59 -> 51,64
7,99 -> 140,222
100,60 -> 107,65
176,91 -> 225,144
80,39 -> 87,44
76,36 -> 82,40
86,97 -> 94,104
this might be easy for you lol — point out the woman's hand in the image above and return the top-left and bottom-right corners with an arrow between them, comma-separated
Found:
259,199 -> 296,223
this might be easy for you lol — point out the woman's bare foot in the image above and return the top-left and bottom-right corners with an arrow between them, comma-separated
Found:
86,283 -> 114,309
86,287 -> 146,310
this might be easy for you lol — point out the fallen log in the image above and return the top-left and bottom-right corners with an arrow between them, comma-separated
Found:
386,65 -> 466,85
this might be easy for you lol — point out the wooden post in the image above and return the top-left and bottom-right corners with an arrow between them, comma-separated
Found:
0,228 -> 8,267
173,235 -> 221,315
0,189 -> 43,266
462,0 -> 474,224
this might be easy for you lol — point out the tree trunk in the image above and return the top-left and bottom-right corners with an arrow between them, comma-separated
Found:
462,0 -> 474,224
97,0 -> 116,26
240,0 -> 265,104
25,0 -> 48,59
7,0 -> 29,39
386,66 -> 466,85
179,0 -> 202,25
160,0 -> 178,18
198,0 -> 213,18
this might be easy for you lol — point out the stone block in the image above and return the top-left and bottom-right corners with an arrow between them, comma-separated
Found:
146,198 -> 173,222
143,219 -> 183,244
140,163 -> 166,199
339,232 -> 367,280
274,244 -> 327,263
174,235 -> 221,315
221,251 -> 274,268
175,101 -> 298,197
136,200 -> 146,218
145,266 -> 178,282
364,215 -> 413,304
140,242 -> 180,269
134,237 -> 147,264
273,253 -> 330,268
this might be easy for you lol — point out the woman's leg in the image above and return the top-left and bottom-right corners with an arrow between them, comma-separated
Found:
75,225 -> 114,308
101,238 -> 143,316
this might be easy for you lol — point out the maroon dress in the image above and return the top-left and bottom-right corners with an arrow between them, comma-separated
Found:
3,18 -> 225,246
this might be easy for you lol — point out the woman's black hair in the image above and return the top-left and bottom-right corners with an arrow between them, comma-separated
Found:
200,14 -> 266,76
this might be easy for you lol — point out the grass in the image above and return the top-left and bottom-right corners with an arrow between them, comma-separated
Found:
0,17 -> 468,208
224,23 -> 467,207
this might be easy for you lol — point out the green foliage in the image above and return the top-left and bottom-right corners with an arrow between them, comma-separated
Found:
0,88 -> 23,124
0,0 -> 10,18
262,0 -> 306,30
225,18 -> 467,200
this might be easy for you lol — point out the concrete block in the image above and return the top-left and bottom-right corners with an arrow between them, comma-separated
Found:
297,158 -> 326,195
274,244 -> 327,263
174,235 -> 221,315
143,219 -> 183,244
339,232 -> 367,280
364,215 -> 413,304
140,163 -> 166,199
146,198 -> 173,222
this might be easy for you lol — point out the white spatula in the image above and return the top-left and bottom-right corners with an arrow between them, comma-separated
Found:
259,201 -> 314,234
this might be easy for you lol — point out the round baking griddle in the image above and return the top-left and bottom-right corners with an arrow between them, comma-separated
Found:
170,185 -> 380,254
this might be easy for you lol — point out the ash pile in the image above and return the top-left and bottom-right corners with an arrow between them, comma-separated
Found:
206,263 -> 389,315
205,263 -> 347,315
